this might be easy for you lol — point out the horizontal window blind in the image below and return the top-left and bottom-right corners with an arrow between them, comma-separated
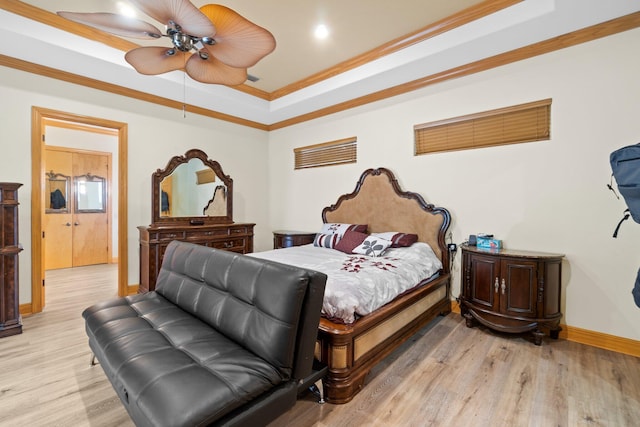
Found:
414,99 -> 551,155
294,137 -> 357,169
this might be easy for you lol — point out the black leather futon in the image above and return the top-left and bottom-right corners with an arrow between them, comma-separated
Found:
82,241 -> 327,427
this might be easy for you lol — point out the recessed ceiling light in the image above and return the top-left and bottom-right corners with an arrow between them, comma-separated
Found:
314,24 -> 329,40
116,2 -> 137,18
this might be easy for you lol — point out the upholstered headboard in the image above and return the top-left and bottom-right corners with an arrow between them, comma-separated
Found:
322,168 -> 451,272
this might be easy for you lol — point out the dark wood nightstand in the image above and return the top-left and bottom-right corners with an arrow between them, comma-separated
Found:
273,230 -> 316,249
459,244 -> 564,345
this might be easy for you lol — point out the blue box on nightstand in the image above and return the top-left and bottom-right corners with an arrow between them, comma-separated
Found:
476,237 -> 502,249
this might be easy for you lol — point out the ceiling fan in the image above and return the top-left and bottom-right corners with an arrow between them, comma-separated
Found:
57,0 -> 276,86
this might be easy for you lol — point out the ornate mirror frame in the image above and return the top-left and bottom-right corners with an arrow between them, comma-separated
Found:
152,149 -> 233,225
45,170 -> 70,214
75,173 -> 107,213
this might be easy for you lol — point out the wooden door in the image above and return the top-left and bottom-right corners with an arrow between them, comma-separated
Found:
44,149 -> 73,269
43,148 -> 110,269
72,152 -> 109,267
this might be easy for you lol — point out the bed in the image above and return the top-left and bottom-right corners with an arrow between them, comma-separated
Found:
254,167 -> 452,403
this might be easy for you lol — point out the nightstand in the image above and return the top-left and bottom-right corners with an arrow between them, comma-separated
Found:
273,230 -> 316,249
459,244 -> 564,345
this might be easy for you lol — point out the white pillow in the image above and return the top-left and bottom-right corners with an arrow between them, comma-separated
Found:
352,235 -> 392,257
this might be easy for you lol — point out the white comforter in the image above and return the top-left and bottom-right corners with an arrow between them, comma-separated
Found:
250,243 -> 442,324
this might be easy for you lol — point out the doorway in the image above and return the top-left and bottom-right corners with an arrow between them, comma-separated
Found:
31,107 -> 129,314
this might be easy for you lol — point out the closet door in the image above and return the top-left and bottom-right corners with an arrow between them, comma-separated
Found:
44,149 -> 73,269
44,148 -> 110,269
72,152 -> 109,267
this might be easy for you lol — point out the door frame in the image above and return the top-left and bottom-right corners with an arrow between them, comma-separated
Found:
31,106 -> 129,313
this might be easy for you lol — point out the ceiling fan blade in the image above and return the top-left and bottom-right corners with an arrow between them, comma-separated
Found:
57,12 -> 162,39
130,0 -> 215,37
185,50 -> 247,85
199,4 -> 276,69
125,46 -> 188,75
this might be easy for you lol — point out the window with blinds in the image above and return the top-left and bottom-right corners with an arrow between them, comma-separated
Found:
294,137 -> 357,169
414,99 -> 551,155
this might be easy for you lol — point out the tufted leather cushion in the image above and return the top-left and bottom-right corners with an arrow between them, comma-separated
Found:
155,241 -> 309,377
83,241 -> 326,427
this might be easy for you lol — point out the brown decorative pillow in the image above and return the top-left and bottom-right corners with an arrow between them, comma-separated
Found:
334,230 -> 368,254
371,232 -> 418,248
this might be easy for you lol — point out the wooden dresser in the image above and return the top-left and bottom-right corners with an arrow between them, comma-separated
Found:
0,183 -> 23,338
138,223 -> 254,293
459,244 -> 564,345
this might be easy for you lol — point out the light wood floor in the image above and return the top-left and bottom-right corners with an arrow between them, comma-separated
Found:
1,265 -> 638,427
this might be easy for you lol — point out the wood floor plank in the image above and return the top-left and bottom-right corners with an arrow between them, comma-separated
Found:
0,264 -> 639,427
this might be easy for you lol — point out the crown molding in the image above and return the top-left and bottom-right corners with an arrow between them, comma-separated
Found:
268,11 -> 640,130
1,1 -> 639,130
269,0 -> 521,101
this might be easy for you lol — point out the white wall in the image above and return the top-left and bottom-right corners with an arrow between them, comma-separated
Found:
267,29 -> 640,340
1,27 -> 638,342
0,67 -> 271,304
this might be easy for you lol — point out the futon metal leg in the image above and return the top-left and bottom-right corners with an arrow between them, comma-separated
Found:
314,379 -> 325,404
90,353 -> 97,366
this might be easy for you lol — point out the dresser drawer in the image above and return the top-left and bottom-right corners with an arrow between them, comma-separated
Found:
210,238 -> 246,252
149,230 -> 186,241
229,225 -> 251,235
186,228 -> 232,239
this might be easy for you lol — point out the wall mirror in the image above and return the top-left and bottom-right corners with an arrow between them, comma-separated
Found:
75,173 -> 107,213
152,149 -> 233,225
46,171 -> 70,213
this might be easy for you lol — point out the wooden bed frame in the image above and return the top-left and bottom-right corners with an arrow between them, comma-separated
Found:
316,167 -> 452,404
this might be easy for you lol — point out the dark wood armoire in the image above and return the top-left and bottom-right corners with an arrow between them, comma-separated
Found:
0,182 -> 23,338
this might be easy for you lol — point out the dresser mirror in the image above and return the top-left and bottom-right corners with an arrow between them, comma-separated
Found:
152,149 -> 233,225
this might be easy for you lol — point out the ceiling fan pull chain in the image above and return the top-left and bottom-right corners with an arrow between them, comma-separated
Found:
183,55 -> 187,118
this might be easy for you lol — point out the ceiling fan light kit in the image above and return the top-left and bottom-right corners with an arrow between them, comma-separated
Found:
57,0 -> 276,86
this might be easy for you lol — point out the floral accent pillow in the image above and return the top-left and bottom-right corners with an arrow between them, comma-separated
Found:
371,232 -> 418,248
313,233 -> 340,249
352,235 -> 392,257
320,223 -> 368,238
334,230 -> 368,254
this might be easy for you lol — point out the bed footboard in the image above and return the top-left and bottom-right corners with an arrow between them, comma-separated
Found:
316,274 -> 451,404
